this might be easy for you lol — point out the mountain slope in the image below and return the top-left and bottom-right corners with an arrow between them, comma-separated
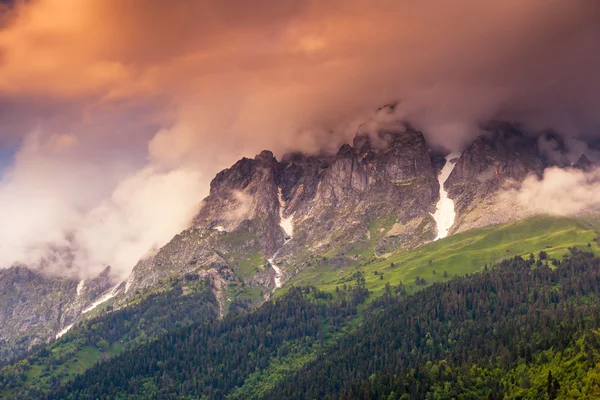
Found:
1,215 -> 598,399
0,275 -> 218,398
36,248 -> 600,400
289,215 -> 599,296
0,267 -> 112,361
267,249 -> 600,400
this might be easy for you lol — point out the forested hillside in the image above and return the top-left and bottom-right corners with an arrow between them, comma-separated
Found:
0,277 -> 218,398
46,281 -> 369,400
24,248 -> 600,400
271,248 -> 600,399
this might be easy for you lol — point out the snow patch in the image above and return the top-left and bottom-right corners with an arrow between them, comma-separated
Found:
267,188 -> 294,290
56,324 -> 74,339
76,279 -> 85,296
268,257 -> 283,288
213,225 -> 225,232
432,152 -> 461,240
277,188 -> 293,239
82,284 -> 119,314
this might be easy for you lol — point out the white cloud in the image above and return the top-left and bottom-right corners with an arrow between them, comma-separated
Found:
515,167 -> 600,216
0,130 -> 206,279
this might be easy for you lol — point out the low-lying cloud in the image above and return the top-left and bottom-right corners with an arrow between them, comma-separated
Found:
0,132 -> 205,279
515,167 -> 600,217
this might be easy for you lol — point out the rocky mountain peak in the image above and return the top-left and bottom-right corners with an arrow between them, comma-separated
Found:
336,143 -> 355,157
108,115 -> 591,324
451,122 -> 542,182
254,150 -> 277,165
122,113 -> 444,307
444,121 -> 545,233
207,154 -> 277,197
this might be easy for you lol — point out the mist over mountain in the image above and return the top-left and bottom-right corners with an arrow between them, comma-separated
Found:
3,111 -> 599,360
0,0 -> 599,282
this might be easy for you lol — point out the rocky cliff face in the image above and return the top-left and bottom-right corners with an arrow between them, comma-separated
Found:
0,267 -> 112,360
274,128 -> 439,271
122,125 -> 441,311
445,122 -> 546,233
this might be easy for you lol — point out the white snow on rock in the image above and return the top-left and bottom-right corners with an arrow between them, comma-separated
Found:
76,279 -> 85,296
82,284 -> 119,314
267,188 -> 295,289
432,152 -> 461,240
277,188 -> 293,239
56,323 -> 74,339
213,225 -> 225,232
268,257 -> 283,288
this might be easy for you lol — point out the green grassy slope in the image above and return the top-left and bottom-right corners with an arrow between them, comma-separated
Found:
230,217 -> 599,397
40,249 -> 600,399
289,215 -> 600,296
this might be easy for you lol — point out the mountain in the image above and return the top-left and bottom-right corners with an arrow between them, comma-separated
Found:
26,248 -> 600,400
3,214 -> 597,398
0,115 -> 597,364
120,122 -> 442,313
0,267 -> 112,361
119,120 -> 556,308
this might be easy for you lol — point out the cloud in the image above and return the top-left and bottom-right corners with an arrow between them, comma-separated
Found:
0,131 -> 205,279
515,167 -> 600,216
2,0 -> 599,150
0,0 -> 599,278
224,190 -> 253,222
72,166 -> 205,278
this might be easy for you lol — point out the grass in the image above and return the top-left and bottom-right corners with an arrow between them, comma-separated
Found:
233,251 -> 268,281
18,341 -> 124,394
288,215 -> 600,297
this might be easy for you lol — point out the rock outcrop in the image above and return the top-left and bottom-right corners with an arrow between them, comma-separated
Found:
445,122 -> 545,233
122,125 -> 441,310
0,267 -> 112,360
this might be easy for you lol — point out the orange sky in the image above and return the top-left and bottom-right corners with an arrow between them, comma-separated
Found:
1,0 -> 598,157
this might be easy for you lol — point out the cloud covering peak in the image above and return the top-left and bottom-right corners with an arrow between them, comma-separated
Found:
0,0 -> 599,278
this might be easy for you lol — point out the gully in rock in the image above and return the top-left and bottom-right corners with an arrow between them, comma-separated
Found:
269,188 -> 295,289
432,152 -> 461,240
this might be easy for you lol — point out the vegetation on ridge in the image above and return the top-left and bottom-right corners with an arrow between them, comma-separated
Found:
30,247 -> 600,399
292,215 -> 599,297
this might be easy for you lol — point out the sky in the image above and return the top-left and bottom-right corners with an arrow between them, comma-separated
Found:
0,0 -> 599,279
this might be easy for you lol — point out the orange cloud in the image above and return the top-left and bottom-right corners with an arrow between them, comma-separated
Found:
0,0 -> 599,278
